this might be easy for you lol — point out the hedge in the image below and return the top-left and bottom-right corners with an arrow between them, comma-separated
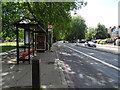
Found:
116,39 -> 120,46
96,39 -> 107,44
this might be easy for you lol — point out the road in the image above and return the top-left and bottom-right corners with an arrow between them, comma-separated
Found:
56,42 -> 119,89
77,43 -> 119,54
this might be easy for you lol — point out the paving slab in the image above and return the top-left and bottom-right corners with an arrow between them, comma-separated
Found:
1,43 -> 67,90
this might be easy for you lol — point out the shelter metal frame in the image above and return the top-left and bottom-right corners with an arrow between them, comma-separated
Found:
14,23 -> 46,64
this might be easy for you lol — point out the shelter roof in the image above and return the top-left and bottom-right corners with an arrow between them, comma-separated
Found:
14,23 -> 46,33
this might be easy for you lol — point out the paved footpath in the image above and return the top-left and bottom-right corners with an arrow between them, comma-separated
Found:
1,43 -> 67,90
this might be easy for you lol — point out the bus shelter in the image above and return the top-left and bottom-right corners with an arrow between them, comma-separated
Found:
14,23 -> 47,64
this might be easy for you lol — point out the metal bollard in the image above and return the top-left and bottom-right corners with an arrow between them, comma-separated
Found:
32,59 -> 40,90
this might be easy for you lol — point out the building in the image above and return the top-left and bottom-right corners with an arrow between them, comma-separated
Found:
108,26 -> 119,40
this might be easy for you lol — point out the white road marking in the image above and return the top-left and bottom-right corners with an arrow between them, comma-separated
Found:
66,45 -> 120,71
10,65 -> 15,69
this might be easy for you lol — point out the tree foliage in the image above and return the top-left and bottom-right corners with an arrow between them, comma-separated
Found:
85,27 -> 95,40
2,2 -> 32,40
95,23 -> 109,39
85,24 -> 110,40
65,16 -> 87,41
2,1 -> 87,40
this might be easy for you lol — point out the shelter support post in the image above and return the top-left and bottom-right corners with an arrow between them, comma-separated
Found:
32,31 -> 35,56
24,30 -> 26,52
16,26 -> 19,64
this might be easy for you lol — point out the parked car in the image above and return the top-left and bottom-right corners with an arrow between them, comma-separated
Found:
62,40 -> 69,43
63,40 -> 65,43
79,39 -> 86,43
92,40 -> 97,43
85,41 -> 96,47
106,40 -> 114,43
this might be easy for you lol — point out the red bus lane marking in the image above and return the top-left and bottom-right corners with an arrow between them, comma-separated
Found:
67,64 -> 81,88
63,63 -> 74,88
66,70 -> 75,88
64,62 -> 81,88
70,72 -> 81,88
56,50 -> 81,88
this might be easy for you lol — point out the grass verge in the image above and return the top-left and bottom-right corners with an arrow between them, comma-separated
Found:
0,42 -> 24,46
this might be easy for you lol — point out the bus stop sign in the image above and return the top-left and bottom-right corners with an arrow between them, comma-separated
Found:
48,25 -> 53,31
48,25 -> 52,29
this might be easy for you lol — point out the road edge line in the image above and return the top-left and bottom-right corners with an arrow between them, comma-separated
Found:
66,45 -> 120,71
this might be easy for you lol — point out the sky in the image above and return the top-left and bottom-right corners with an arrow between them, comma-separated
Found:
71,0 -> 119,28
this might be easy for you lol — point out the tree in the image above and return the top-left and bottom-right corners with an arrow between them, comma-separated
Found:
85,27 -> 95,40
95,23 -> 109,39
2,2 -> 32,40
66,16 -> 87,41
2,1 -> 87,40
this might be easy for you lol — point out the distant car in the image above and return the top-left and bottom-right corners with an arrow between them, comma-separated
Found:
92,40 -> 97,43
85,41 -> 96,47
79,39 -> 86,43
106,40 -> 114,43
65,41 -> 69,43
62,40 -> 68,43
63,40 -> 65,43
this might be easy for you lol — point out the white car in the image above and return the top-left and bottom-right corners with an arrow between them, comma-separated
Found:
85,41 -> 96,47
